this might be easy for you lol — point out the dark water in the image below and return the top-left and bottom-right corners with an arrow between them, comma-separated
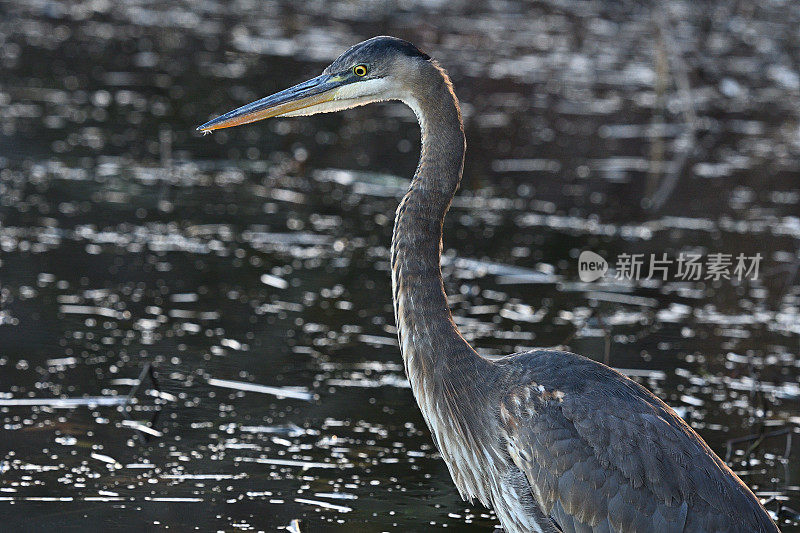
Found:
1,1 -> 799,531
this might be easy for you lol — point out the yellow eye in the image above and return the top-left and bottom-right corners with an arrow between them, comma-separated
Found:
353,65 -> 368,77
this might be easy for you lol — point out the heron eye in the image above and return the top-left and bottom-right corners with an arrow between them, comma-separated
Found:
353,65 -> 368,77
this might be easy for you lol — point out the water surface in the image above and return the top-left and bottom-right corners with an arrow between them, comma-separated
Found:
1,0 -> 799,530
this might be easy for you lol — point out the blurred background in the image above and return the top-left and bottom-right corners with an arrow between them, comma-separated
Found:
1,0 -> 799,531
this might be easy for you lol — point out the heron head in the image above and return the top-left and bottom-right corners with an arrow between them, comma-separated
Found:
197,36 -> 431,132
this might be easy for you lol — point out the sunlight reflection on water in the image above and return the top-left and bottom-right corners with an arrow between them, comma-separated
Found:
1,0 -> 799,531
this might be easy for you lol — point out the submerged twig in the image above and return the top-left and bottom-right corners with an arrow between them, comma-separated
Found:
122,362 -> 163,442
725,426 -> 798,464
645,7 -> 699,212
0,397 -> 130,407
207,377 -> 313,401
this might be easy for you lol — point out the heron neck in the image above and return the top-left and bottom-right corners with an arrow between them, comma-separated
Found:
391,67 -> 487,390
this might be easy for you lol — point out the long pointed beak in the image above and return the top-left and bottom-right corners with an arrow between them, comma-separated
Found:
197,74 -> 342,132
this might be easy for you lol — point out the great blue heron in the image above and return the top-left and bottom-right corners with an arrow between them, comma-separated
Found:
198,36 -> 780,533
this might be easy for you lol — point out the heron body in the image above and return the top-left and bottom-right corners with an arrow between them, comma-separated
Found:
199,36 -> 780,533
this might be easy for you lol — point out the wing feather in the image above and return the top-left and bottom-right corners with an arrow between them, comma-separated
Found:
497,350 -> 779,533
